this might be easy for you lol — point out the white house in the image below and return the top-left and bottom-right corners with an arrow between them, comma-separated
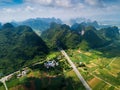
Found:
17,69 -> 29,78
44,60 -> 59,69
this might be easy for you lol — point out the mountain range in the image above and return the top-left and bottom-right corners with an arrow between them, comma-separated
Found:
0,19 -> 119,75
10,17 -> 113,33
11,17 -> 62,31
41,22 -> 120,50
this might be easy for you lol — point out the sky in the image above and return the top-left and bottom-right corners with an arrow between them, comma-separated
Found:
0,0 -> 120,24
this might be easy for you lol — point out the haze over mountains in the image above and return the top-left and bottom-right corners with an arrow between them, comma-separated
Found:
11,18 -> 62,31
1,17 -> 118,33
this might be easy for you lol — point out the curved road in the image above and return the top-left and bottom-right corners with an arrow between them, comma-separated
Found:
59,48 -> 91,90
0,71 -> 20,90
0,77 -> 8,90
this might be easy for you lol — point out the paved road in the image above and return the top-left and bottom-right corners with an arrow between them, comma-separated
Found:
0,77 -> 9,90
0,71 -> 20,90
59,48 -> 91,90
3,81 -> 8,90
0,65 -> 34,90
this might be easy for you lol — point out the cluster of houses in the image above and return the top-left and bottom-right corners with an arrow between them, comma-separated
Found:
0,68 -> 30,83
0,74 -> 13,82
0,72 -> 18,82
44,60 -> 59,69
17,69 -> 30,78
0,56 -> 62,82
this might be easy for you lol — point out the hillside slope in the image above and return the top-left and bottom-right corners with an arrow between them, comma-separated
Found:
0,23 -> 49,75
41,23 -> 109,50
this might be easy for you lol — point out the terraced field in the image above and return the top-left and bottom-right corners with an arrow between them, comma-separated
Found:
67,49 -> 120,90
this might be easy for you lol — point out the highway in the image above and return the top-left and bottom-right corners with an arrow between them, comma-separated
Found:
59,48 -> 91,90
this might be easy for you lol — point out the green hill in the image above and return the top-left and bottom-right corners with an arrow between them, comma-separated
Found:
41,23 -> 109,50
83,26 -> 107,48
99,26 -> 119,40
0,23 -> 49,75
41,23 -> 82,49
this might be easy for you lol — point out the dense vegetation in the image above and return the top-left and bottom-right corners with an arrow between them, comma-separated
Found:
0,23 -> 49,75
41,23 -> 82,49
0,21 -> 119,90
99,26 -> 119,40
42,23 -> 119,50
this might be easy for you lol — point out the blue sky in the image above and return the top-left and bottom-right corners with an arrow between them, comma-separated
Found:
0,0 -> 120,24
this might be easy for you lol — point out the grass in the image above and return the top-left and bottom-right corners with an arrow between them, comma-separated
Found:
7,70 -> 85,90
4,51 -> 85,90
0,83 -> 5,90
95,69 -> 120,87
92,81 -> 107,90
67,49 -> 120,90
64,70 -> 86,90
6,77 -> 28,89
88,77 -> 101,88
46,52 -> 60,60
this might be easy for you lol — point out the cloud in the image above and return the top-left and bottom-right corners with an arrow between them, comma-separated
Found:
84,0 -> 104,7
2,8 -> 15,13
0,0 -> 106,8
0,0 -> 120,24
24,0 -> 106,8
25,6 -> 35,11
25,0 -> 74,8
25,0 -> 87,8
55,0 -> 72,8
26,0 -> 53,6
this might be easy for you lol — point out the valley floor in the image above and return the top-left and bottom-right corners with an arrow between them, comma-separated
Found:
0,51 -> 85,90
67,49 -> 120,90
0,49 -> 120,90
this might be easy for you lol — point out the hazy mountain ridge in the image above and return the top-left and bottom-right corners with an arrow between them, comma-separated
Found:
11,17 -> 62,31
4,17 -> 116,33
0,23 -> 1,29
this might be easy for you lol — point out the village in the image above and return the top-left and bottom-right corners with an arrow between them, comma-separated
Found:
0,58 -> 60,84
